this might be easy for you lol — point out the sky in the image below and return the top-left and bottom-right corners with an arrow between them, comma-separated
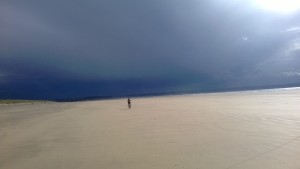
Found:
1,0 -> 300,99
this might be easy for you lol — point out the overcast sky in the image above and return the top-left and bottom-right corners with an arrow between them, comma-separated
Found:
1,0 -> 300,99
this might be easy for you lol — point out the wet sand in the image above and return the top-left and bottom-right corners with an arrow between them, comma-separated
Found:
1,88 -> 300,169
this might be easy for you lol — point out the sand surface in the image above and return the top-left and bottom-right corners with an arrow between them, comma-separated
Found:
1,88 -> 300,169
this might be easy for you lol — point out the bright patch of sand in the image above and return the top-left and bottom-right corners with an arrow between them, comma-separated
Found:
1,88 -> 300,169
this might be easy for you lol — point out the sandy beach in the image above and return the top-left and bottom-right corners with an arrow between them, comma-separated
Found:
1,88 -> 300,169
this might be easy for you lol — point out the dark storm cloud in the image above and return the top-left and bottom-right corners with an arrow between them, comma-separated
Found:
1,0 -> 300,99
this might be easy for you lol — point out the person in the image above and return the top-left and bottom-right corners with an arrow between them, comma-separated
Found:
127,98 -> 131,109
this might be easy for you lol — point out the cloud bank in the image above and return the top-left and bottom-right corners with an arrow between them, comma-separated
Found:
1,0 -> 300,99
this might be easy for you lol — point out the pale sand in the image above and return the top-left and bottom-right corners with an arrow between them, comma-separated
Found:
1,88 -> 300,169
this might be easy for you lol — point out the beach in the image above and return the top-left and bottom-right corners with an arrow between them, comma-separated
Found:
1,88 -> 300,169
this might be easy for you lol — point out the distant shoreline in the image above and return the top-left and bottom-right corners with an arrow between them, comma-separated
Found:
1,84 -> 299,102
0,100 -> 49,104
55,84 -> 300,102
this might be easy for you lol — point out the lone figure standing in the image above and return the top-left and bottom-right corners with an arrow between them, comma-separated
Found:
127,98 -> 131,109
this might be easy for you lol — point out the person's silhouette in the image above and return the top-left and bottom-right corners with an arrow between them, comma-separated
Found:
127,98 -> 131,109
